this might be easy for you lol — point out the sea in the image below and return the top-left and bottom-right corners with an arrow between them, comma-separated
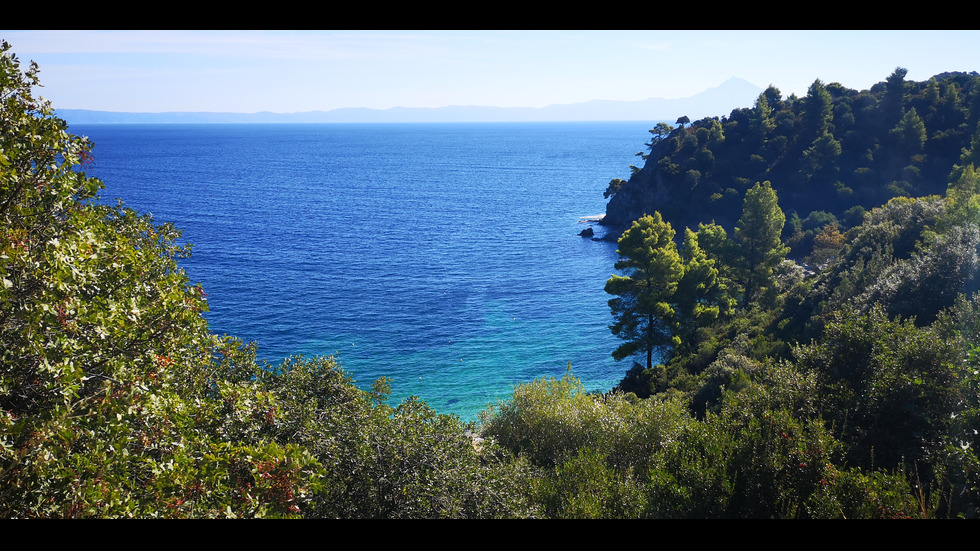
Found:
73,121 -> 657,422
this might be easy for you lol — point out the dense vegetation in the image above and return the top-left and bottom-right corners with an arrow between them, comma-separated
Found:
3,41 -> 980,518
590,68 -> 980,517
603,68 -> 980,258
0,41 -> 534,518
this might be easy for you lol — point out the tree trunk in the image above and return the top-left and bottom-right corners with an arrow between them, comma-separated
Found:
646,313 -> 654,370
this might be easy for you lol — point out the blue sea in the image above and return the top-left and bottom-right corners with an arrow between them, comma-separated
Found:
74,122 -> 655,422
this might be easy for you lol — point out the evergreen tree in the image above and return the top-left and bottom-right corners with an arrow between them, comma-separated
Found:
675,228 -> 733,343
802,131 -> 842,185
695,222 -> 738,291
803,79 -> 834,140
922,77 -> 941,119
605,213 -> 684,370
604,178 -> 627,199
891,107 -> 927,155
750,92 -> 775,147
762,84 -> 783,113
647,122 -> 674,147
883,67 -> 909,126
938,81 -> 968,129
734,182 -> 790,306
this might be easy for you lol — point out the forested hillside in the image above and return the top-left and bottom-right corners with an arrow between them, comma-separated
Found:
603,68 -> 980,258
4,40 -> 980,518
584,68 -> 980,517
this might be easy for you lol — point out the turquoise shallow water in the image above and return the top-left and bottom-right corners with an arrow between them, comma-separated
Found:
76,121 -> 656,422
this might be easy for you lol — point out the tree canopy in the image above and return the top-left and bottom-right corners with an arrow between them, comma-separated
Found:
733,181 -> 790,306
605,213 -> 684,370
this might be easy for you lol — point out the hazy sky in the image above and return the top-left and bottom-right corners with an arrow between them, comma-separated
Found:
3,30 -> 979,114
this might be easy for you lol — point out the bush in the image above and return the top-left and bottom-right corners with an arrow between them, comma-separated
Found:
257,356 -> 536,518
480,367 -> 692,474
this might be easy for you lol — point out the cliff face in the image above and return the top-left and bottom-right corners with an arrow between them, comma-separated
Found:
600,136 -> 739,241
600,165 -> 664,240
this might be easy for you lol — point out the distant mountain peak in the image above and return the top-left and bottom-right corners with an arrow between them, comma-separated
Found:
57,78 -> 764,125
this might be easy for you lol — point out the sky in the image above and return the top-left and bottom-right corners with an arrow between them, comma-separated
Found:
3,30 -> 980,114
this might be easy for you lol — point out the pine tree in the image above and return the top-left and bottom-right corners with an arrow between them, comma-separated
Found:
750,92 -> 776,146
891,107 -> 927,155
883,67 -> 909,127
605,213 -> 684,370
803,79 -> 834,140
734,182 -> 790,306
675,228 -> 733,343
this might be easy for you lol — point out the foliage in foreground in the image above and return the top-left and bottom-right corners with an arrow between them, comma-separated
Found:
478,366 -> 934,518
0,41 -> 533,518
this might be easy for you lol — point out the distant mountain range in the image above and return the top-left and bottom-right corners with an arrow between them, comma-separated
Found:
56,78 -> 764,125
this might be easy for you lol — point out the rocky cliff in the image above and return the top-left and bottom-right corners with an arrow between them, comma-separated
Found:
600,133 -> 740,241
